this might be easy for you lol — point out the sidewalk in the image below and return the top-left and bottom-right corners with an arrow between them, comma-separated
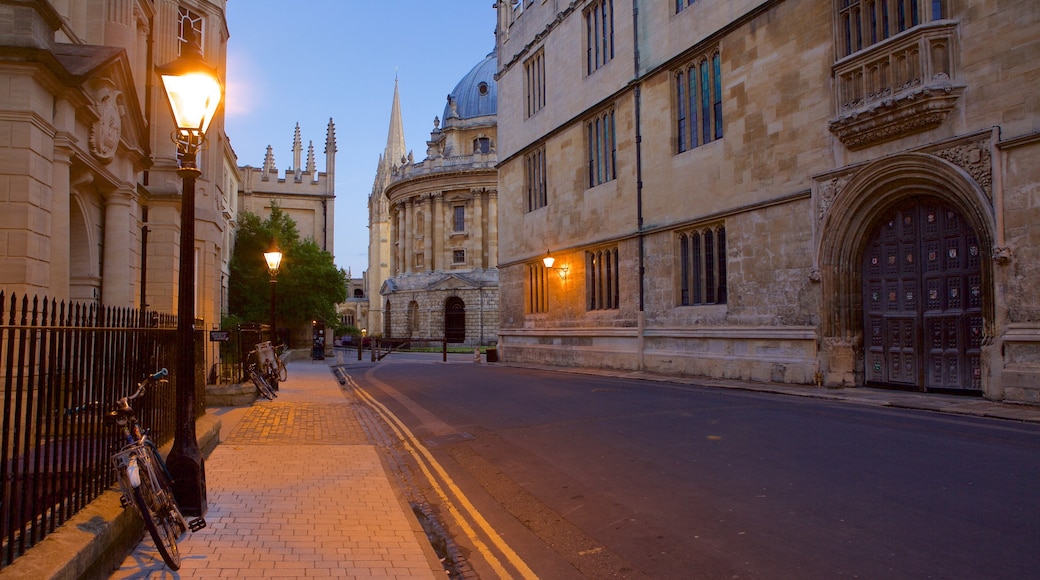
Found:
110,359 -> 443,579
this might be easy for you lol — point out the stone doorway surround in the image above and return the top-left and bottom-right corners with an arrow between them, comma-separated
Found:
813,135 -> 1000,397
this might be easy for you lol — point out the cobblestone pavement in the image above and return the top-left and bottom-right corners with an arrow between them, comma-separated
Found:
109,361 -> 441,579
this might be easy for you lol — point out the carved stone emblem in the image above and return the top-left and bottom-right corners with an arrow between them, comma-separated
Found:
90,88 -> 123,163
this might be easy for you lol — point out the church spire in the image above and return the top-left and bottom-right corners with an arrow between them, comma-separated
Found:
385,77 -> 407,167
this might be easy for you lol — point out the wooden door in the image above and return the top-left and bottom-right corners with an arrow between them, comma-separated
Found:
862,197 -> 983,392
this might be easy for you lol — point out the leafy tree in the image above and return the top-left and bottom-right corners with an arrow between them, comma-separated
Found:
228,205 -> 346,335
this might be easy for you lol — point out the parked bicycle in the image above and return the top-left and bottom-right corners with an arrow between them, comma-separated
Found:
246,347 -> 278,400
107,368 -> 205,570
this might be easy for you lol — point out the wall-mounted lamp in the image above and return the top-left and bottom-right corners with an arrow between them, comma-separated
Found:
543,250 -> 569,280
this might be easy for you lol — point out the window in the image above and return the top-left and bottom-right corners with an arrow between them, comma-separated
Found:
678,225 -> 727,305
525,146 -> 547,212
838,0 -> 944,58
453,249 -> 466,264
587,107 -> 617,188
528,263 -> 549,313
414,252 -> 424,269
453,206 -> 465,232
676,50 -> 723,153
474,137 -> 491,154
177,7 -> 204,53
585,0 -> 615,75
524,48 -> 546,118
675,0 -> 697,13
587,247 -> 619,310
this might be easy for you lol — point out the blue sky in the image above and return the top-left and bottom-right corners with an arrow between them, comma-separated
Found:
224,1 -> 499,276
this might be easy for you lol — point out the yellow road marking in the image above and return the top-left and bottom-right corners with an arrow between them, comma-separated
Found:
345,373 -> 538,579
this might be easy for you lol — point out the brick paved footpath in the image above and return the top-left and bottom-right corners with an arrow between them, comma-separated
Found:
110,360 -> 442,579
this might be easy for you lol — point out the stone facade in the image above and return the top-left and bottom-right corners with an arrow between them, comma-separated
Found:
494,0 -> 1040,403
0,0 -> 235,373
368,54 -> 501,347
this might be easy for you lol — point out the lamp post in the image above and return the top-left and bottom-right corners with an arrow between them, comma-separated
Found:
158,27 -> 222,518
264,246 -> 283,344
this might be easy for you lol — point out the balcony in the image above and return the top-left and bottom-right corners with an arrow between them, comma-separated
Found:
829,21 -> 963,150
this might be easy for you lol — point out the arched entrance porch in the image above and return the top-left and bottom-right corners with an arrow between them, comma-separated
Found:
818,153 -> 996,394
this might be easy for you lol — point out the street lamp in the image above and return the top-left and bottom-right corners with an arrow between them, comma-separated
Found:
543,249 -> 568,280
158,26 -> 222,518
264,245 -> 283,344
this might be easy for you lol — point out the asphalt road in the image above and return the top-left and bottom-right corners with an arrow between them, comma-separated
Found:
345,358 -> 1040,579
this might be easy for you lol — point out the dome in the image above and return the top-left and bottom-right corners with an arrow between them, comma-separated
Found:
443,50 -> 497,121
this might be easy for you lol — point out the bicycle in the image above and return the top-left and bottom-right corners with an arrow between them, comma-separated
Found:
246,348 -> 278,400
107,368 -> 205,570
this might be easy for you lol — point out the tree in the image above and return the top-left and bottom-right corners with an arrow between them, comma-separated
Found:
228,205 -> 347,338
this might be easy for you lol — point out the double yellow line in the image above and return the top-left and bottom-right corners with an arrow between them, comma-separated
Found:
343,372 -> 537,579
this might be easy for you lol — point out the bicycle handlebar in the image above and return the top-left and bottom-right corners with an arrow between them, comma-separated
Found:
64,368 -> 168,416
125,368 -> 169,402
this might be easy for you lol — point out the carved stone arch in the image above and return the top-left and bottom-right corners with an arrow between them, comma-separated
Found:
817,152 -> 995,385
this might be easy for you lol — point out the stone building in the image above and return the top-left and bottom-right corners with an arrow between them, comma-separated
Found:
237,120 -> 337,253
0,0 -> 235,366
368,53 -> 500,346
494,0 -> 1040,403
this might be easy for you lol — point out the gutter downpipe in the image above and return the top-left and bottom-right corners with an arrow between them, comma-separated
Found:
633,1 -> 646,371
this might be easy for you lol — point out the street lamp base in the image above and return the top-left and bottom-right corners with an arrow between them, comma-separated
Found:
166,446 -> 208,517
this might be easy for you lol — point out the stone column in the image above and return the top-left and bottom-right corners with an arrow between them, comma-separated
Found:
472,191 -> 484,269
423,195 -> 435,271
50,143 -> 74,300
101,186 -> 136,307
487,189 -> 499,268
403,199 -> 413,273
389,206 -> 398,275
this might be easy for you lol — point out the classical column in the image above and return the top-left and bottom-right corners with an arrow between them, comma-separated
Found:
404,199 -> 415,274
101,186 -> 136,307
423,195 -> 434,271
50,144 -> 74,299
488,189 -> 499,268
472,191 -> 484,269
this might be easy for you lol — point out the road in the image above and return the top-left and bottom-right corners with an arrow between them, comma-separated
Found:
339,356 -> 1040,579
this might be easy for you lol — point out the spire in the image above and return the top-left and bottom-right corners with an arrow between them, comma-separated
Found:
306,140 -> 316,176
292,122 -> 303,173
262,145 -> 276,180
384,77 -> 407,169
324,118 -> 337,178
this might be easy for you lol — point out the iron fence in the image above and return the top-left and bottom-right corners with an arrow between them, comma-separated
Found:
0,291 -> 202,569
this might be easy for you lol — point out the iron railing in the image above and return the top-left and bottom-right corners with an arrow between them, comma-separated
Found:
0,291 -> 202,569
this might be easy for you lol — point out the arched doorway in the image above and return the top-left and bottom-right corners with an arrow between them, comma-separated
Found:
383,300 -> 392,337
817,153 -> 994,394
862,197 -> 983,393
445,297 -> 465,343
408,301 -> 419,337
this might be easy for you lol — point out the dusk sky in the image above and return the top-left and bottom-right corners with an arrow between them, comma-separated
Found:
224,1 -> 499,276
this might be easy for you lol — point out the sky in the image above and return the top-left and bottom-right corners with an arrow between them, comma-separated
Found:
224,1 -> 499,277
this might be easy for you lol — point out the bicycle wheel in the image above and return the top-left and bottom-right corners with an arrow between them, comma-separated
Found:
250,368 -> 276,400
131,464 -> 182,570
144,444 -> 189,533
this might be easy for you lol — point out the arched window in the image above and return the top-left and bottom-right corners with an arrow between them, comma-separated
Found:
678,225 -> 727,305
